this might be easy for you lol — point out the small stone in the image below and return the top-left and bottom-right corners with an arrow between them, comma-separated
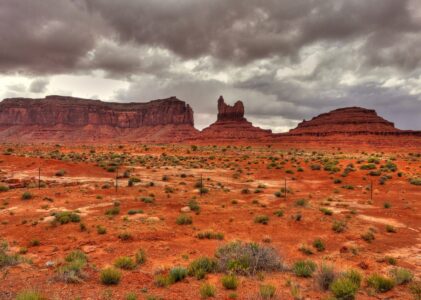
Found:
180,206 -> 191,212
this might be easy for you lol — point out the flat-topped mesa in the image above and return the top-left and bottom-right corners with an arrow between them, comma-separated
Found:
288,106 -> 400,135
217,96 -> 246,122
0,95 -> 194,127
198,96 -> 271,140
0,95 -> 197,142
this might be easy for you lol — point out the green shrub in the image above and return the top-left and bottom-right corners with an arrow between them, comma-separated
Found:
0,242 -> 20,268
313,238 -> 325,251
386,225 -> 396,233
293,260 -> 317,277
409,281 -> 421,300
0,185 -> 9,192
168,266 -> 188,283
114,256 -> 136,270
221,274 -> 238,290
316,263 -> 336,290
188,257 -> 218,279
21,192 -> 33,200
105,206 -> 120,216
55,169 -> 66,177
196,231 -> 224,240
135,249 -> 146,265
57,255 -> 87,283
361,231 -> 375,243
295,198 -> 308,207
118,232 -> 133,241
254,215 -> 269,224
215,241 -> 283,275
100,267 -> 121,285
298,244 -> 313,255
97,225 -> 107,234
53,211 -> 80,224
332,220 -> 347,233
273,210 -> 284,217
65,250 -> 87,263
343,269 -> 362,287
176,214 -> 192,225
154,274 -> 170,287
125,292 -> 137,300
188,199 -> 201,213
320,207 -> 333,215
259,284 -> 276,299
200,283 -> 216,298
15,291 -> 45,300
367,274 -> 395,292
390,267 -> 413,285
330,277 -> 358,300
409,178 -> 421,186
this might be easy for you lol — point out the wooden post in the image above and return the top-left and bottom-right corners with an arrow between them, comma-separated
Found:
200,174 -> 203,196
284,178 -> 287,201
38,167 -> 41,189
115,167 -> 118,192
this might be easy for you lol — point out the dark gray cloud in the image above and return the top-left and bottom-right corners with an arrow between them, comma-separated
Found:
29,78 -> 49,93
0,0 -> 420,130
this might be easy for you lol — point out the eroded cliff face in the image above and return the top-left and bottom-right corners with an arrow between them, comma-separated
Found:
0,95 -> 194,127
0,95 -> 197,142
198,96 -> 272,140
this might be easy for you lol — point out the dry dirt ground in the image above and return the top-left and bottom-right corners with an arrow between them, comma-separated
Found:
0,144 -> 420,300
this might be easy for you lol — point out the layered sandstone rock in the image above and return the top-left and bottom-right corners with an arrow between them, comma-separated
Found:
199,96 -> 272,140
0,95 -> 198,142
288,107 -> 401,135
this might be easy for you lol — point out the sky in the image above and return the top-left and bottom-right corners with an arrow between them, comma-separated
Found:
1,0 -> 421,132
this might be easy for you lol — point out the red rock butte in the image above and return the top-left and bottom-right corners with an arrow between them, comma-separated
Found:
0,94 -> 420,148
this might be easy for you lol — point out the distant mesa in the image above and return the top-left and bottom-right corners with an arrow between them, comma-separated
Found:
199,96 -> 272,140
288,107 -> 401,136
0,94 -> 420,145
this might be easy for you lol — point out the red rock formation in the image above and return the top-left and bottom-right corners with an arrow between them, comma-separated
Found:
288,107 -> 400,135
198,96 -> 272,140
0,95 -> 198,142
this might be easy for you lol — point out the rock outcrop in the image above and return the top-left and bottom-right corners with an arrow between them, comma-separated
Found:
288,107 -> 401,135
0,95 -> 198,142
198,96 -> 272,140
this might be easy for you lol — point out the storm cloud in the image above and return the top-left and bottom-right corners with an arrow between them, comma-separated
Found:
0,0 -> 420,130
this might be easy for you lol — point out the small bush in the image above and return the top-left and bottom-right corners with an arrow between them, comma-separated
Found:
332,220 -> 347,233
168,266 -> 188,283
320,207 -> 333,215
97,225 -> 107,234
260,284 -> 276,299
176,214 -> 192,225
390,267 -> 413,285
313,238 -> 325,252
367,274 -> 395,293
343,269 -> 362,287
221,274 -> 238,290
0,185 -> 9,192
105,206 -> 120,216
118,232 -> 133,241
409,178 -> 421,186
200,283 -> 216,298
114,256 -> 136,270
409,281 -> 421,300
154,274 -> 170,287
22,192 -> 33,200
273,210 -> 284,217
254,215 -> 269,225
215,241 -> 283,276
316,263 -> 336,290
100,267 -> 121,285
386,225 -> 396,233
188,257 -> 217,279
295,199 -> 308,207
53,211 -> 80,224
196,231 -> 224,240
330,277 -> 358,300
361,231 -> 375,243
135,249 -> 146,265
15,291 -> 45,300
293,260 -> 317,277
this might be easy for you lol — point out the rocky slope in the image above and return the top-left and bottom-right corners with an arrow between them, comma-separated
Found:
287,107 -> 401,135
0,95 -> 198,142
198,96 -> 272,140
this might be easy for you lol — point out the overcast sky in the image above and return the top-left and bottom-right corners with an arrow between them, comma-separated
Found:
1,0 -> 420,131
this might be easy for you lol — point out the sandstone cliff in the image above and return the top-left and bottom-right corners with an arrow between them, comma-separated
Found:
198,96 -> 272,140
0,95 -> 198,142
